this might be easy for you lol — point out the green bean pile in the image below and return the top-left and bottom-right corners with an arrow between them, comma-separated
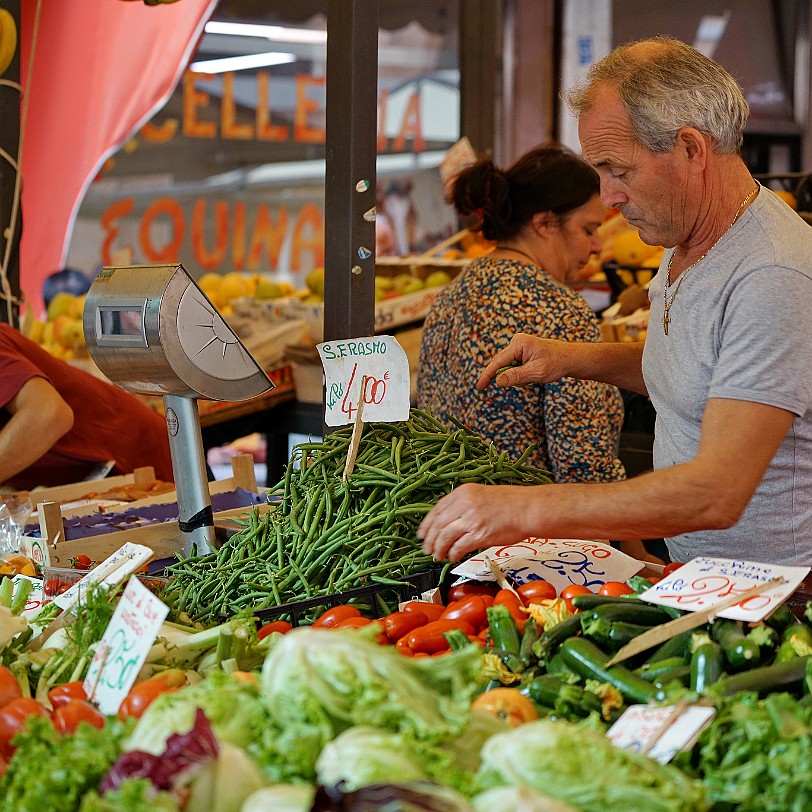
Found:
165,408 -> 552,625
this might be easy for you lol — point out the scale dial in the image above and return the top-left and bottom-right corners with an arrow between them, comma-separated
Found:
176,286 -> 261,381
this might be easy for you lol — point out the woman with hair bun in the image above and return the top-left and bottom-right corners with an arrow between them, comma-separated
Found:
417,143 -> 625,484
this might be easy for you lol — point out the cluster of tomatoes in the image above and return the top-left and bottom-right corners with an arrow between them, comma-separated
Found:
0,664 -> 187,775
254,575 -> 668,659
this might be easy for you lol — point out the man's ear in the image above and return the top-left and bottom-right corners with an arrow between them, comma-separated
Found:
675,126 -> 709,172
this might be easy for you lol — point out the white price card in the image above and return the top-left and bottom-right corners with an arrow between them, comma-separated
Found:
83,576 -> 168,715
317,335 -> 410,426
451,538 -> 644,594
54,542 -> 154,612
639,556 -> 810,623
608,704 -> 716,764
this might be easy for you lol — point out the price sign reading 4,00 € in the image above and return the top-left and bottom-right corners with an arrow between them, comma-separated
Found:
317,335 -> 410,426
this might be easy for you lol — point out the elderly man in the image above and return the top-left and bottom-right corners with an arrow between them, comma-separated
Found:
419,36 -> 812,566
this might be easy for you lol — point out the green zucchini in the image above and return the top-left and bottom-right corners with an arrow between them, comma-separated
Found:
580,616 -> 652,651
525,674 -> 603,718
716,654 -> 812,696
690,641 -> 725,693
711,620 -> 761,670
644,629 -> 694,664
559,637 -> 659,704
765,602 -> 795,632
486,604 -> 522,657
532,613 -> 582,662
581,601 -> 674,626
775,623 -> 812,661
489,646 -> 525,674
519,617 -> 540,668
635,655 -> 689,682
570,594 -> 644,611
651,665 -> 691,690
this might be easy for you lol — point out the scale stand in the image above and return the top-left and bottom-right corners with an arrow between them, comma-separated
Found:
84,263 -> 274,557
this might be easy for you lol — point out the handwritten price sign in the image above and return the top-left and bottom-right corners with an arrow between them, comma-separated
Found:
317,335 -> 410,426
451,538 -> 644,594
639,556 -> 810,622
83,576 -> 168,715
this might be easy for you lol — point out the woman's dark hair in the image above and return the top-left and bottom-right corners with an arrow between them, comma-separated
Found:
449,143 -> 600,241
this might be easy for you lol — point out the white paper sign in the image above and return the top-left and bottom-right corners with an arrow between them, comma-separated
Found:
54,542 -> 154,612
317,335 -> 410,426
451,538 -> 644,594
639,556 -> 810,622
83,576 -> 168,715
608,704 -> 716,764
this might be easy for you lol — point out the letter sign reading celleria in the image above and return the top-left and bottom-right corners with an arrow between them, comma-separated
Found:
317,335 -> 410,426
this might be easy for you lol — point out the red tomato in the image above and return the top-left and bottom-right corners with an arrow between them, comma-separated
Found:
382,610 -> 428,642
446,582 -> 499,603
257,620 -> 293,639
662,562 -> 684,577
0,697 -> 51,759
599,581 -> 635,597
395,635 -> 414,656
493,589 -> 526,625
405,619 -> 476,654
47,682 -> 87,709
72,554 -> 92,569
400,601 -> 445,622
118,669 -> 186,721
52,700 -> 105,735
560,584 -> 593,612
517,580 -> 557,604
312,605 -> 362,628
0,666 -> 22,710
440,595 -> 488,633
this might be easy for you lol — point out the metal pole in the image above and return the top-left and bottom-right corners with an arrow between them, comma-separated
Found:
323,0 -> 379,353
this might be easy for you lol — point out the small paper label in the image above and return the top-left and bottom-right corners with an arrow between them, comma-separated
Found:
83,576 -> 168,715
318,335 -> 410,426
639,556 -> 810,623
451,538 -> 643,594
608,704 -> 716,764
54,542 -> 154,612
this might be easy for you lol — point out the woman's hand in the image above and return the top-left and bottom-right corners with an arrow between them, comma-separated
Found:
477,334 -> 575,391
418,483 -> 533,562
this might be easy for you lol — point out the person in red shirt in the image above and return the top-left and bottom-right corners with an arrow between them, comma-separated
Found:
0,324 -> 173,490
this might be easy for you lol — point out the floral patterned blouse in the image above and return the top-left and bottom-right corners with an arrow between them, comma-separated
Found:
417,256 -> 626,483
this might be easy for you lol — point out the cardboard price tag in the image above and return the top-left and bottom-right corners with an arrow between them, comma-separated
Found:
640,556 -> 810,623
83,576 -> 168,715
451,538 -> 643,594
317,335 -> 410,426
607,704 -> 716,764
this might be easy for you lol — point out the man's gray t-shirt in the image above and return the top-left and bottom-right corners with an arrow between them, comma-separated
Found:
645,187 -> 812,565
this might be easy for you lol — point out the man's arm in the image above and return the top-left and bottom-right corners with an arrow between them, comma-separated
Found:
0,377 -> 74,484
419,397 -> 794,560
477,334 -> 648,396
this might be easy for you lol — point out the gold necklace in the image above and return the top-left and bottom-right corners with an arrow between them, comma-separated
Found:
662,185 -> 758,336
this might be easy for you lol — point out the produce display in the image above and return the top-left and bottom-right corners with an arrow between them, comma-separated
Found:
2,413 -> 812,810
164,409 -> 552,625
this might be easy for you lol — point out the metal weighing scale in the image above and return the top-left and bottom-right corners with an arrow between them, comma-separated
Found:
83,263 -> 274,557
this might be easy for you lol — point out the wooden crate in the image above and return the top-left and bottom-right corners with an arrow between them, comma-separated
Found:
22,455 -> 264,568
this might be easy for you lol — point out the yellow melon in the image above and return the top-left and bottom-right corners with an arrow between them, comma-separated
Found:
612,229 -> 660,268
